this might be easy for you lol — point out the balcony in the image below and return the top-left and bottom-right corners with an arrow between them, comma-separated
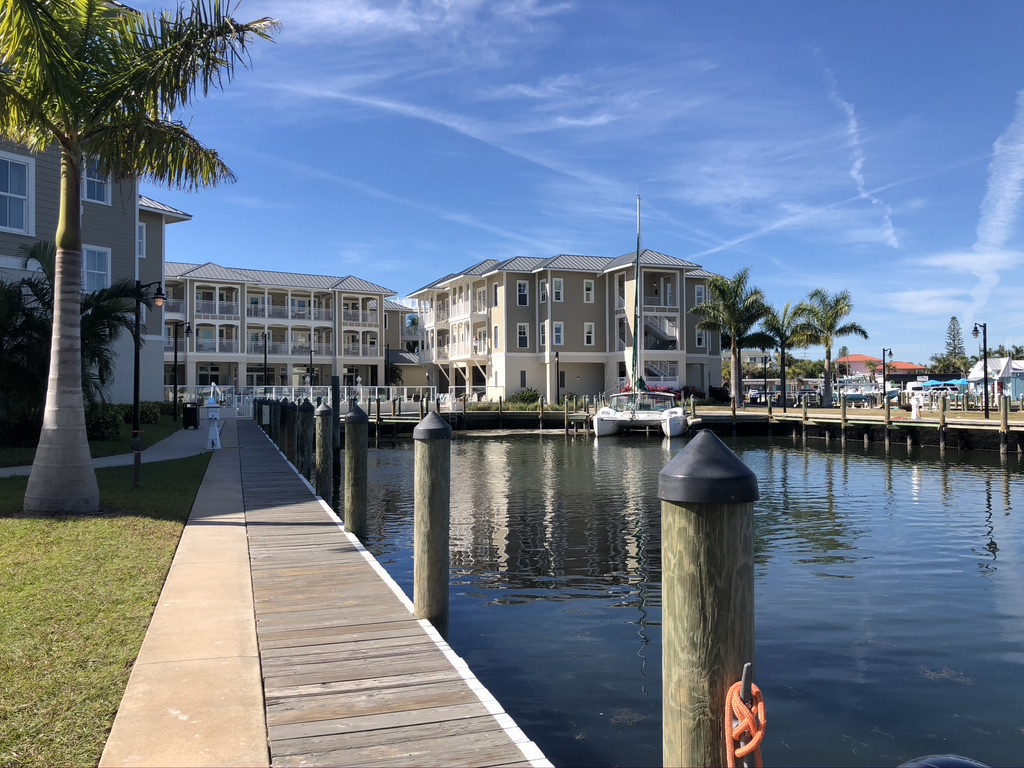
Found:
312,308 -> 334,322
194,300 -> 239,319
267,305 -> 289,319
163,298 -> 185,315
218,339 -> 239,354
341,310 -> 378,326
341,344 -> 380,357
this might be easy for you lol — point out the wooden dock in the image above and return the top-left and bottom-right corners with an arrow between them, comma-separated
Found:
237,420 -> 550,767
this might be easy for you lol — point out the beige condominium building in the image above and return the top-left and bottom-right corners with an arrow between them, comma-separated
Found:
408,249 -> 722,403
162,262 -> 398,390
0,140 -> 188,404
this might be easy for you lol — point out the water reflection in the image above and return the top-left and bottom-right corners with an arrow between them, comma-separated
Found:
362,434 -> 1024,768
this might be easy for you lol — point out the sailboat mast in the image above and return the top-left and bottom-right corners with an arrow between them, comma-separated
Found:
633,195 -> 643,390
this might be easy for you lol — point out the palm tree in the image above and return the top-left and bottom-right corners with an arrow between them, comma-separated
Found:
691,267 -> 769,417
760,301 -> 811,413
1,0 -> 278,514
799,288 -> 869,407
18,241 -> 141,407
0,277 -> 51,442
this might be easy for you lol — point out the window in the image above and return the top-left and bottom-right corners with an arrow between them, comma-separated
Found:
520,370 -> 527,388
384,314 -> 389,330
559,370 -> 565,389
695,328 -> 705,349
553,321 -> 564,346
517,281 -> 529,306
494,283 -> 499,307
0,151 -> 32,234
517,323 -> 529,349
584,322 -> 595,346
83,246 -> 110,292
553,278 -> 563,302
695,284 -> 706,306
493,325 -> 499,350
540,279 -> 547,303
539,323 -> 547,348
83,157 -> 110,204
137,223 -> 146,259
584,279 -> 594,303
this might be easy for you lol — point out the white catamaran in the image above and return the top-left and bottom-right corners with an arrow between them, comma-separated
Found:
593,198 -> 688,438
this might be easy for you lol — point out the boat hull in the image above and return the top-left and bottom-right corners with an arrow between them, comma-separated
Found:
593,406 -> 688,437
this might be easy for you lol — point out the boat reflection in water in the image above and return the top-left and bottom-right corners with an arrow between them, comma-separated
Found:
362,434 -> 1024,768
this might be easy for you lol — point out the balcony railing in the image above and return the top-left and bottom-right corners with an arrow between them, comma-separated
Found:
312,308 -> 334,322
267,305 -> 289,319
194,300 -> 239,318
218,339 -> 239,353
341,344 -> 380,357
195,339 -> 217,353
341,310 -> 378,325
163,298 -> 185,314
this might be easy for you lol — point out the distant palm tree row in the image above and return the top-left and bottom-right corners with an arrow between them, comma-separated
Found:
691,268 -> 868,415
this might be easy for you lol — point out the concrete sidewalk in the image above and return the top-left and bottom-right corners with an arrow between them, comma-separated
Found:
100,417 -> 270,767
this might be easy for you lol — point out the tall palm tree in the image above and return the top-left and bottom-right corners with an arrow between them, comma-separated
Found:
691,267 -> 769,417
799,288 -> 869,407
760,301 -> 811,413
1,0 -> 278,514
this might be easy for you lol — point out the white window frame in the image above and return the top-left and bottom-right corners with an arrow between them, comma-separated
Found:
493,283 -> 499,306
553,278 -> 563,302
695,328 -> 706,349
695,284 -> 706,306
553,321 -> 564,346
0,150 -> 33,235
583,279 -> 594,303
584,321 -> 595,346
83,245 -> 111,292
517,323 -> 529,349
493,325 -> 499,350
540,279 -> 547,304
137,222 -> 146,259
539,322 -> 547,348
517,281 -> 529,307
83,157 -> 111,205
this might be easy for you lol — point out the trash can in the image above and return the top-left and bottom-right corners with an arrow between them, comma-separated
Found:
182,402 -> 199,429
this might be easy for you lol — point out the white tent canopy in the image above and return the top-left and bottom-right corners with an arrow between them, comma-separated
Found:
966,357 -> 1024,382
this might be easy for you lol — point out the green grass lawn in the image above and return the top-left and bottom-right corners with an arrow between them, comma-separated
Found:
0,415 -> 184,468
0,453 -> 212,767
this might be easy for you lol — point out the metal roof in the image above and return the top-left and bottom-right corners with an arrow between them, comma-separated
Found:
605,248 -> 702,271
139,195 -> 191,222
538,254 -> 610,272
164,261 -> 395,295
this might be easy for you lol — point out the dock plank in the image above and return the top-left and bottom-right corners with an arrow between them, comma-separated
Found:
236,420 -> 549,767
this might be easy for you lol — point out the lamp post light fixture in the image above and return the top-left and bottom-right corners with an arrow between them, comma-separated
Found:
972,322 -> 989,419
262,331 -> 268,394
554,350 -> 560,405
881,348 -> 893,408
171,321 -> 191,422
134,280 -> 166,489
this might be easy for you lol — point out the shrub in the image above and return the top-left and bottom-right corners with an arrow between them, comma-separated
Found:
86,405 -> 123,442
140,402 -> 161,424
505,388 -> 541,405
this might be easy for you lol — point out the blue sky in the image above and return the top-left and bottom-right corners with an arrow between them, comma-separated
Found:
137,1 -> 1024,366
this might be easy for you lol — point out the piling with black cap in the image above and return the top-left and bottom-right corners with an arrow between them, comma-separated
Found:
284,400 -> 298,464
659,429 -> 758,768
413,411 -> 453,639
331,376 -> 341,508
315,401 -> 333,500
345,404 -> 369,538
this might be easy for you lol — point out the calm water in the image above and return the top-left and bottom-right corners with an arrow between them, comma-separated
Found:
359,433 -> 1024,768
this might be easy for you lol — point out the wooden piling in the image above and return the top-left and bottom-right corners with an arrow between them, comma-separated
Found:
331,376 -> 341,509
884,397 -> 891,450
297,399 -> 315,480
1000,395 -> 1010,456
659,430 -> 758,768
314,401 -> 333,500
345,405 -> 369,539
413,411 -> 453,639
498,396 -> 503,429
939,396 -> 947,451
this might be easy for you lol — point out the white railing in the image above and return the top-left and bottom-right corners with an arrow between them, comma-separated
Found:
218,339 -> 239,353
163,298 -> 185,314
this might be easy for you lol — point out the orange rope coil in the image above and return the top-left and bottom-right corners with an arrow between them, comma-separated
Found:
725,680 -> 766,768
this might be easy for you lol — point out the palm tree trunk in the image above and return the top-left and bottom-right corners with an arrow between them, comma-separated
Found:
24,150 -> 99,514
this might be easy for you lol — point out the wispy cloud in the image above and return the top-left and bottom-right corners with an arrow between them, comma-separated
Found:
822,67 -> 899,248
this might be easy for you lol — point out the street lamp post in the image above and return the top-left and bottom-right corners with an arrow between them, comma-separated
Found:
973,322 -> 989,419
134,280 -> 166,489
171,321 -> 191,422
262,331 -> 268,394
881,348 -> 892,408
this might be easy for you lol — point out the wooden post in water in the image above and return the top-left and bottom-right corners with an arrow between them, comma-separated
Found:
660,430 -> 758,768
297,398 -> 315,481
840,395 -> 848,447
315,401 -> 333,500
801,398 -> 808,441
498,396 -> 503,429
413,411 -> 452,638
345,405 -> 369,538
564,400 -> 569,433
884,396 -> 892,450
939,395 -> 947,451
1000,395 -> 1010,456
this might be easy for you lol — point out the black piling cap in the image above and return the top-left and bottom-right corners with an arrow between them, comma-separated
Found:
315,401 -> 332,416
346,403 -> 368,424
299,398 -> 315,412
413,410 -> 453,441
659,429 -> 759,505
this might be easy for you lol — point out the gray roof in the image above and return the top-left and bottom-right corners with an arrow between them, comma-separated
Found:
490,256 -> 549,274
685,268 -> 717,279
165,261 -> 395,295
540,254 -> 611,272
139,195 -> 191,222
605,248 -> 702,271
389,349 -> 421,366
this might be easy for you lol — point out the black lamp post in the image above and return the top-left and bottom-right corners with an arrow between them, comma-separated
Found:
171,321 -> 191,422
881,348 -> 892,408
308,342 -> 314,389
384,342 -> 390,388
134,280 -> 166,489
973,322 -> 989,419
262,331 -> 268,393
554,350 -> 560,405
